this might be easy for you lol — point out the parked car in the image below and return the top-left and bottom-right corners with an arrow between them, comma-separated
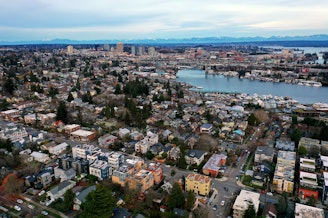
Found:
212,205 -> 217,211
14,205 -> 21,211
267,192 -> 273,196
38,190 -> 45,196
28,204 -> 35,209
41,210 -> 48,216
220,200 -> 225,206
16,199 -> 23,204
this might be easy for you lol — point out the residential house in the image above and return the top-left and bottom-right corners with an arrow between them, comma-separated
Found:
30,151 -> 50,163
73,186 -> 96,210
118,128 -> 131,138
98,134 -> 118,148
252,172 -> 266,187
135,131 -> 159,154
54,167 -> 76,182
200,123 -> 213,133
168,146 -> 180,161
233,190 -> 260,218
202,154 -> 227,177
147,162 -> 163,184
275,140 -> 295,151
185,173 -> 211,196
44,142 -> 69,155
185,149 -> 207,166
254,146 -> 275,164
46,180 -> 76,204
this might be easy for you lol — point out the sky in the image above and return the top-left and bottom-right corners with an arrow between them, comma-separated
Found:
0,0 -> 327,41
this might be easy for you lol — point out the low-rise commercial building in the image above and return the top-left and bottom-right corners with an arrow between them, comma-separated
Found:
202,154 -> 227,177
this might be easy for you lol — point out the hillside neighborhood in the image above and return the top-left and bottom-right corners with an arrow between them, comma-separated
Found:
0,43 -> 328,218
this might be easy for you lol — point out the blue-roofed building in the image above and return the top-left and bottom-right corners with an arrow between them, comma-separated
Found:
200,123 -> 213,133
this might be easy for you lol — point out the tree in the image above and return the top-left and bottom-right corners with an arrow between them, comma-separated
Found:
1,173 -> 23,195
192,206 -> 209,218
67,92 -> 74,102
277,194 -> 287,214
319,125 -> 328,141
114,84 -> 122,94
292,115 -> 298,125
291,129 -> 302,145
4,77 -> 17,95
64,189 -> 75,211
298,145 -> 307,157
248,113 -> 258,126
56,101 -> 68,124
168,183 -> 185,210
185,190 -> 196,211
80,185 -> 116,218
307,195 -> 317,206
243,203 -> 257,218
308,146 -> 320,158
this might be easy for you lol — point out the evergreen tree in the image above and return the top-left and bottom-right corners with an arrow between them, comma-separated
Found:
248,113 -> 258,126
114,84 -> 122,94
168,183 -> 185,210
243,203 -> 257,218
307,195 -> 317,207
64,189 -> 75,211
319,125 -> 328,141
291,128 -> 302,145
80,185 -> 116,218
67,92 -> 74,102
56,101 -> 68,124
4,77 -> 17,95
185,190 -> 196,211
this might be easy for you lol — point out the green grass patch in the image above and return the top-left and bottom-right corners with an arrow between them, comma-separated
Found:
242,175 -> 252,186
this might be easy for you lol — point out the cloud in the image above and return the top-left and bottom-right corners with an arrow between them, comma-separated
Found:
0,0 -> 327,40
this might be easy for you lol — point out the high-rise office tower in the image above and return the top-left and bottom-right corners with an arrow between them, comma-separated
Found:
116,42 -> 124,53
148,47 -> 156,56
67,45 -> 73,54
131,46 -> 136,55
103,44 -> 110,51
138,46 -> 144,56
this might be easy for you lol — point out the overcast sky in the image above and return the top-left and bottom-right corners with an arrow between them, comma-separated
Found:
1,0 -> 327,41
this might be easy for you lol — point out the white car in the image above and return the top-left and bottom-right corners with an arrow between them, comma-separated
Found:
41,210 -> 48,216
220,200 -> 225,206
14,205 -> 21,211
16,199 -> 23,204
28,204 -> 35,209
38,190 -> 45,196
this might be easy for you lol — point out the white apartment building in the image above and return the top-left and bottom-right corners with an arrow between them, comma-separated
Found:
233,190 -> 260,218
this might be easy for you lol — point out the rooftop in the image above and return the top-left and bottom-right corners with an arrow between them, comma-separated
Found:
202,154 -> 227,171
295,203 -> 324,218
186,173 -> 211,184
71,129 -> 95,137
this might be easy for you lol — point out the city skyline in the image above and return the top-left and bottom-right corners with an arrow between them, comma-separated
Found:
0,0 -> 327,41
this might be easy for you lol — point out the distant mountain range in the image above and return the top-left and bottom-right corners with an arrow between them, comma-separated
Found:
1,34 -> 328,46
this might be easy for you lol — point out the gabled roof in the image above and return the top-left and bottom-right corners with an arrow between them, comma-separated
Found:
76,185 -> 96,203
185,149 -> 207,159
